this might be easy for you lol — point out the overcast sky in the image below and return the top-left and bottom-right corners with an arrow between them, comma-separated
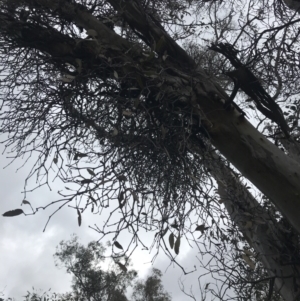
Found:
0,142 -> 215,301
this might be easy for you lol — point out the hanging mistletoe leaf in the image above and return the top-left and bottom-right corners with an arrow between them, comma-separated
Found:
77,209 -> 82,227
195,224 -> 209,233
87,168 -> 96,176
3,209 -> 24,217
21,200 -> 31,206
81,179 -> 93,184
114,241 -> 124,250
174,235 -> 181,255
169,233 -> 174,249
118,191 -> 125,209
118,191 -> 124,202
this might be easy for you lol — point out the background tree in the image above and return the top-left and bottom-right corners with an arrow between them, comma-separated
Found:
1,0 -> 300,300
132,268 -> 171,301
1,238 -> 172,301
53,235 -> 137,301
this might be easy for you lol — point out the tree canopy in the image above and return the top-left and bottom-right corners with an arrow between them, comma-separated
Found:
1,0 -> 300,300
3,236 -> 172,301
53,235 -> 136,301
132,268 -> 171,301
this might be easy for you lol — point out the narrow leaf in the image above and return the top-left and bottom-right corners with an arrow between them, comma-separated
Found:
87,168 -> 96,176
174,235 -> 181,255
77,209 -> 82,227
81,179 -> 93,184
21,200 -> 31,206
118,191 -> 124,202
169,233 -> 174,249
114,241 -> 123,250
3,209 -> 24,217
195,224 -> 209,233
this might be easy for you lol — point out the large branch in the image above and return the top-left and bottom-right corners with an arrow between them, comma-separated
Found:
103,0 -> 300,235
5,0 -> 300,235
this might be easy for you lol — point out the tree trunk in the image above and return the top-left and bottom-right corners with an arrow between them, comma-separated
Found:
187,136 -> 300,300
210,153 -> 300,300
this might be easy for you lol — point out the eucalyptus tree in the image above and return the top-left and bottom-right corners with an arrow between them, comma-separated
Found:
1,0 -> 300,300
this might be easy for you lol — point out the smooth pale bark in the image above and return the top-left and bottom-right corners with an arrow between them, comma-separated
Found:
187,136 -> 300,300
207,153 -> 300,301
202,100 -> 300,234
